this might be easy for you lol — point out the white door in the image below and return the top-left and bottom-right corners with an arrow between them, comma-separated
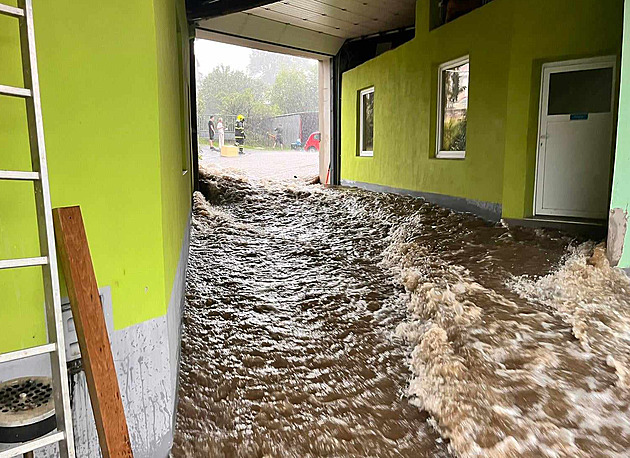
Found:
535,57 -> 616,219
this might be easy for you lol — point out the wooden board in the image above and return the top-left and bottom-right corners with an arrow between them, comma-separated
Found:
53,206 -> 133,458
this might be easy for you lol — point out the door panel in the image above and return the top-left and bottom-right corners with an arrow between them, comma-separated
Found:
535,58 -> 616,219
541,114 -> 612,217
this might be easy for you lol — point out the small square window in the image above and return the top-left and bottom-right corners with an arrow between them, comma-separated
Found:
437,56 -> 469,159
359,87 -> 374,157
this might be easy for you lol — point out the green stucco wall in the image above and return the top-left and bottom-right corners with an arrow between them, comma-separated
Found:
154,0 -> 193,311
502,0 -> 623,218
341,0 -> 623,217
610,0 -> 630,269
0,0 -> 191,353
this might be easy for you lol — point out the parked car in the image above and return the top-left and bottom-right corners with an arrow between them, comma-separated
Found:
304,132 -> 321,152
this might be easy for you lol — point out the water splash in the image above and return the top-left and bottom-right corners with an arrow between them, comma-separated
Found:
386,214 -> 630,457
511,243 -> 630,389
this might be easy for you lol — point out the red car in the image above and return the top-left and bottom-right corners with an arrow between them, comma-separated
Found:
304,132 -> 321,152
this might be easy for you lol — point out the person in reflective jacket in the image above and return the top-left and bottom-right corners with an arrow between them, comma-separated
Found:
235,115 -> 245,155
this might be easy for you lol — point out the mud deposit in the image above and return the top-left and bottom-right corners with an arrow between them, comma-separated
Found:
173,170 -> 630,457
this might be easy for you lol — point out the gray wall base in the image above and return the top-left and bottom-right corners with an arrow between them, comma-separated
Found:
341,179 -> 502,222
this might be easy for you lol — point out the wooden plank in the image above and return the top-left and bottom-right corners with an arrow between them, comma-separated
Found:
53,206 -> 133,458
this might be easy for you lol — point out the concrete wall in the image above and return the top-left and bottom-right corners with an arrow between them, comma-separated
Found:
609,0 -> 630,270
0,0 -> 192,455
340,0 -> 623,218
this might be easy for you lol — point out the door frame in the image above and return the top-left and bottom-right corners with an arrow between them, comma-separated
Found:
534,55 -> 617,218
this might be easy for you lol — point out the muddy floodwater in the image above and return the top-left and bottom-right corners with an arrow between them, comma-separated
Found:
173,169 -> 630,457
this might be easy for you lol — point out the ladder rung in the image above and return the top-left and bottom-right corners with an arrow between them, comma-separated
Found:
0,431 -> 65,457
0,84 -> 32,98
0,256 -> 48,270
0,170 -> 40,181
0,3 -> 24,18
0,343 -> 57,364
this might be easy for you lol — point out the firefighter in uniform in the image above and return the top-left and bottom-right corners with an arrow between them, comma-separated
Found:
235,115 -> 245,154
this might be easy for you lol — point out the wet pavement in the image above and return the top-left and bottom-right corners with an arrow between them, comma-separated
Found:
173,170 -> 630,457
199,146 -> 319,180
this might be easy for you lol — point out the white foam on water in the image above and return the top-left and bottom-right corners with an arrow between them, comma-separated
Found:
510,243 -> 630,389
385,216 -> 630,457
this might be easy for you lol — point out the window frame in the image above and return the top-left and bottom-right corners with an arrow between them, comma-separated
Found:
359,86 -> 375,157
436,55 -> 470,159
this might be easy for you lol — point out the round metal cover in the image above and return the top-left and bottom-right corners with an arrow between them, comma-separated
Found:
0,377 -> 55,429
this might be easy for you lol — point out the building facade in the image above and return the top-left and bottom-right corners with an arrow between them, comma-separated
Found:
341,0 -> 626,259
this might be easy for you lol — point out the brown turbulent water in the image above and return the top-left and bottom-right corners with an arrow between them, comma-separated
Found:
172,168 -> 630,457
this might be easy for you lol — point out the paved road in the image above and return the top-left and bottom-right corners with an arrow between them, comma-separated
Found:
199,145 -> 319,180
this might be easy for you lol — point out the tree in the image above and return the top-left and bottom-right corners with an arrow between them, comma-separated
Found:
196,52 -> 319,145
247,50 -> 316,86
269,66 -> 318,114
197,65 -> 264,118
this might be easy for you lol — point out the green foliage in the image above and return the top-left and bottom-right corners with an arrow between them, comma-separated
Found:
198,58 -> 319,120
442,116 -> 467,152
269,66 -> 318,114
219,88 -> 278,121
197,51 -> 319,146
197,65 -> 265,118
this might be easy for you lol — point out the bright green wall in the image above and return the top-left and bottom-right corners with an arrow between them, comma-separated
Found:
0,0 -> 191,353
341,0 -> 623,217
342,0 -> 512,205
153,0 -> 193,311
502,0 -> 623,218
610,0 -> 630,269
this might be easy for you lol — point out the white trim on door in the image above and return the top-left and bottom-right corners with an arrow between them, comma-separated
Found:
533,55 -> 617,219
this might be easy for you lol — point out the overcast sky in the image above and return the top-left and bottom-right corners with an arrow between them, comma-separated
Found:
195,39 -> 251,76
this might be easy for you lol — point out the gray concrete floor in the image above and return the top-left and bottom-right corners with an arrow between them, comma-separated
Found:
199,145 -> 319,180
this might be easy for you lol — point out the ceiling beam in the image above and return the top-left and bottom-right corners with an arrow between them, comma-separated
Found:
187,0 -> 278,22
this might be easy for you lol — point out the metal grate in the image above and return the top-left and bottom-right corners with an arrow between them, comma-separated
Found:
0,377 -> 54,427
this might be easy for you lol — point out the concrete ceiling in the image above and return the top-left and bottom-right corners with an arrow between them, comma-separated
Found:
193,0 -> 417,58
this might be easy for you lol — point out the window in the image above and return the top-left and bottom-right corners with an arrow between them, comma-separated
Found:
548,68 -> 613,115
437,56 -> 469,159
359,87 -> 375,157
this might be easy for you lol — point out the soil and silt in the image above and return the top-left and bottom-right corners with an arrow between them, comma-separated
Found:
172,168 -> 630,457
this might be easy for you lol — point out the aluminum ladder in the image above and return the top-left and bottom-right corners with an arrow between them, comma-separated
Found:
0,1 -> 75,457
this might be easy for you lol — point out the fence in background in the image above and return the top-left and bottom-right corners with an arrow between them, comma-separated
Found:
198,112 -> 319,149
